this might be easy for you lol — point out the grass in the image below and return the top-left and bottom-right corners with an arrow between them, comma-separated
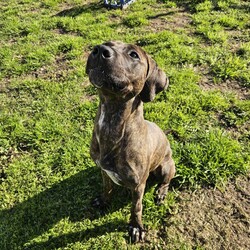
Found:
0,0 -> 249,249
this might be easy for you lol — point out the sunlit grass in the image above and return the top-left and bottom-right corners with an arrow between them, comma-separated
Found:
0,0 -> 249,249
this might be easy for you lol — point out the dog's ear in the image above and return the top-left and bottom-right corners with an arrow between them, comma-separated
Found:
140,55 -> 169,102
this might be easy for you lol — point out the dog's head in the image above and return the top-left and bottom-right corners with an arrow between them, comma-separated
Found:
86,41 -> 168,102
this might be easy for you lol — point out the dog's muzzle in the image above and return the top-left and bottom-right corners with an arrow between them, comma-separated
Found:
86,45 -> 116,88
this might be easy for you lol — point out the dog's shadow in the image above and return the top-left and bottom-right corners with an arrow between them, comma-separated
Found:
0,167 -> 131,250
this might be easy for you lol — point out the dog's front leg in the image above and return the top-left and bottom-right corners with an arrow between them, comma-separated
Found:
129,183 -> 146,243
93,170 -> 113,209
101,170 -> 113,204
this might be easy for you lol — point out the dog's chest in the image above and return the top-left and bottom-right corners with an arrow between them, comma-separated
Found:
98,104 -> 105,130
96,104 -> 111,142
96,104 -> 126,144
94,103 -> 137,186
95,105 -> 122,185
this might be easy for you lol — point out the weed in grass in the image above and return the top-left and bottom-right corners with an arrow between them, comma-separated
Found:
218,12 -> 245,29
123,14 -> 149,28
218,99 -> 250,133
210,53 -> 249,84
161,0 -> 177,8
195,0 -> 213,12
198,45 -> 250,85
197,23 -> 228,44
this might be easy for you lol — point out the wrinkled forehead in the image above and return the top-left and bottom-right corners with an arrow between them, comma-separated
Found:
102,41 -> 147,59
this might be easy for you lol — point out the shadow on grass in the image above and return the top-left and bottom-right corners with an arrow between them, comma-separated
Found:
0,167 -> 129,249
0,164 -> 178,249
55,1 -> 103,17
147,10 -> 179,20
169,0 -> 250,13
26,220 -> 127,250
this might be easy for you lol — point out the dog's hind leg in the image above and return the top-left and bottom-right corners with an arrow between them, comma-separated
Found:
153,155 -> 175,205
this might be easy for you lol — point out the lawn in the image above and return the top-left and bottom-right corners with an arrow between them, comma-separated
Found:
0,0 -> 249,249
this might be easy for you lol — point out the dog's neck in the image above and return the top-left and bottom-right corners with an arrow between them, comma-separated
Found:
100,94 -> 142,116
97,94 -> 143,145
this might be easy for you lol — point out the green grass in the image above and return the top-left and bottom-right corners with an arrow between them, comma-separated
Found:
0,0 -> 249,249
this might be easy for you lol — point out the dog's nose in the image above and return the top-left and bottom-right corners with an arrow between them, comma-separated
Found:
92,45 -> 113,59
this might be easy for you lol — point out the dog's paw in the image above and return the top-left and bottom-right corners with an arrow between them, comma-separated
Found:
128,226 -> 146,243
155,185 -> 169,205
92,196 -> 108,212
154,193 -> 167,205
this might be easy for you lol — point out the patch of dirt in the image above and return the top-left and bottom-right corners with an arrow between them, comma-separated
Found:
30,55 -> 78,82
164,174 -> 250,249
199,75 -> 250,100
148,8 -> 192,32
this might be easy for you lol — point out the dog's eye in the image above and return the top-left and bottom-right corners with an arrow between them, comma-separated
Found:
129,51 -> 140,60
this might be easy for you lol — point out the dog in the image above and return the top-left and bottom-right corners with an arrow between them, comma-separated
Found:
86,41 -> 175,243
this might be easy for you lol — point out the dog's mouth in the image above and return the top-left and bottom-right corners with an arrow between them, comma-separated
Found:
88,67 -> 132,94
92,82 -> 103,88
90,78 -> 103,89
88,68 -> 105,88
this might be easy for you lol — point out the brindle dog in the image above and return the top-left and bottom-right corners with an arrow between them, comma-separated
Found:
86,41 -> 175,243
